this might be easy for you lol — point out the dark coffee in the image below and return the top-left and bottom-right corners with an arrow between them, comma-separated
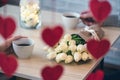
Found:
17,44 -> 31,46
82,17 -> 95,22
65,15 -> 76,18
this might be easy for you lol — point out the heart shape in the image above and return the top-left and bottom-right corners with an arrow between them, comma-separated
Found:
41,65 -> 63,80
87,39 -> 110,59
41,25 -> 64,47
89,0 -> 111,23
0,53 -> 18,77
0,16 -> 16,39
2,0 -> 8,4
86,70 -> 104,80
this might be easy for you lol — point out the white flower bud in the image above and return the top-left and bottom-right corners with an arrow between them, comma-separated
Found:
68,44 -> 76,52
77,44 -> 86,53
81,52 -> 89,61
74,52 -> 82,62
47,52 -> 57,60
56,53 -> 67,63
65,55 -> 73,63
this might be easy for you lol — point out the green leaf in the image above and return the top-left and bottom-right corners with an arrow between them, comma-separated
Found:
67,41 -> 69,46
71,34 -> 86,45
57,51 -> 63,54
66,50 -> 72,55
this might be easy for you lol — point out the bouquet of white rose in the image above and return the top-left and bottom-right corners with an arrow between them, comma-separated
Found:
44,34 -> 92,64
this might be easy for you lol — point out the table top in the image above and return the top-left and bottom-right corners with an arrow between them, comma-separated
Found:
0,5 -> 120,80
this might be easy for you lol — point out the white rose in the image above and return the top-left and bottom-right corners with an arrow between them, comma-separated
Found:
69,40 -> 76,46
88,53 -> 93,59
54,46 -> 62,53
77,44 -> 86,53
81,52 -> 89,61
59,39 -> 66,43
65,55 -> 73,63
47,48 -> 54,53
47,52 -> 57,60
74,52 -> 82,62
59,42 -> 68,52
68,44 -> 76,52
43,46 -> 49,51
56,53 -> 67,63
64,34 -> 71,41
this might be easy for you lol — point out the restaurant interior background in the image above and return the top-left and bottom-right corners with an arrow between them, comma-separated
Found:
0,0 -> 120,78
7,0 -> 120,27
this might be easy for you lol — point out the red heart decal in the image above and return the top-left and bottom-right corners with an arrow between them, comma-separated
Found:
87,39 -> 110,59
86,70 -> 104,80
42,25 -> 64,47
2,0 -> 8,4
41,65 -> 63,80
0,16 -> 16,39
0,53 -> 18,77
89,0 -> 111,23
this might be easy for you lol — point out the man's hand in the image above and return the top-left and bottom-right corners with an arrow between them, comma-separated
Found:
80,10 -> 97,26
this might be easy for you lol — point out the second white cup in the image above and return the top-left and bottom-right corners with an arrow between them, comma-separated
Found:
62,12 -> 81,30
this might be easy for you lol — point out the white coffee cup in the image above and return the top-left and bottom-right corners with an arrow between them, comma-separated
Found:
62,12 -> 81,30
12,38 -> 34,59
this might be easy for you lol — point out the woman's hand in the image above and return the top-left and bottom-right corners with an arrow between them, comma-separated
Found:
0,35 -> 27,52
80,10 -> 97,26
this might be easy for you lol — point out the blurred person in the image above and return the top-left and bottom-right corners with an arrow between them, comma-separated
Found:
80,10 -> 97,26
79,10 -> 104,41
80,10 -> 120,80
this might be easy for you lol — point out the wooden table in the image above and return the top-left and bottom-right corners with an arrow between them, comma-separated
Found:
0,5 -> 120,80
